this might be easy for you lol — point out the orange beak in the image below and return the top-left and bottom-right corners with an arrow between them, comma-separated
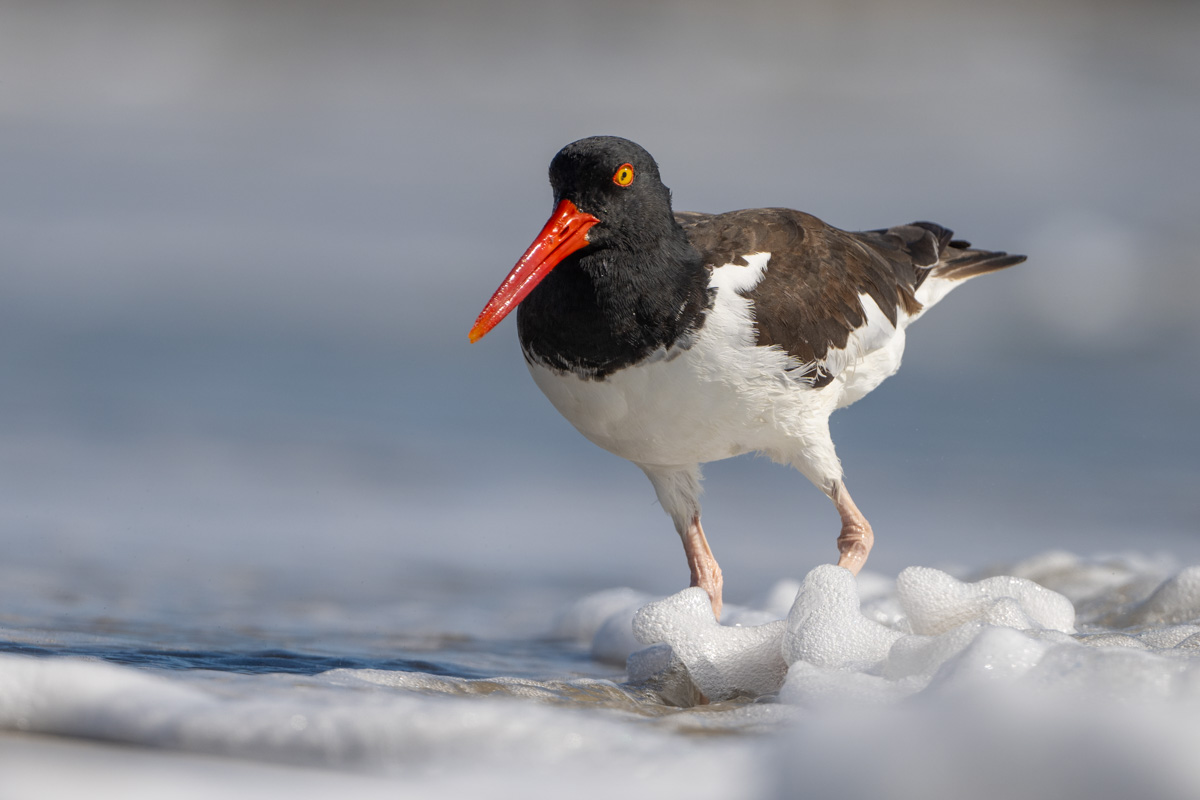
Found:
469,199 -> 599,343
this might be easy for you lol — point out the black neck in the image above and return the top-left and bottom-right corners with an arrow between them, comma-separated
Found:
517,233 -> 711,379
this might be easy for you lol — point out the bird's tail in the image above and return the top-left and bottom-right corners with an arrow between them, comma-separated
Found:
909,221 -> 1026,282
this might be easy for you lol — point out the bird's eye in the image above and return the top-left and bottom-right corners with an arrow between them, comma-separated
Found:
612,163 -> 635,187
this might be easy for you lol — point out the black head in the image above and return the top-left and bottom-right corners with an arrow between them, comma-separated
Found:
548,136 -> 677,248
470,135 -> 704,355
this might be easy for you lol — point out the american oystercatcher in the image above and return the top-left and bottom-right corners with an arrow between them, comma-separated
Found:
470,136 -> 1024,619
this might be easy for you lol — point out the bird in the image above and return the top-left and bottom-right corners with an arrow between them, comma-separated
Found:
469,136 -> 1024,620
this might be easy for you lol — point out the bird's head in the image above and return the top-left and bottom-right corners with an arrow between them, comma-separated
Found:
469,136 -> 674,343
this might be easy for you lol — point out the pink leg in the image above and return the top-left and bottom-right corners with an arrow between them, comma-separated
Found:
833,483 -> 874,575
681,515 -> 723,620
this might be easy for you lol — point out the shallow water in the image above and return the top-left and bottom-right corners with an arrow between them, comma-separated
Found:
5,531 -> 1200,800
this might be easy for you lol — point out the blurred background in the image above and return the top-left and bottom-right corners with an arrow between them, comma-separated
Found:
2,0 -> 1197,622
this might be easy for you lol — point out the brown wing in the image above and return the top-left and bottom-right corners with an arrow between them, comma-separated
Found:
677,209 -> 1023,375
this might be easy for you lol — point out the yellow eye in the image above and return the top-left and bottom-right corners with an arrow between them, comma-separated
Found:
612,163 -> 635,187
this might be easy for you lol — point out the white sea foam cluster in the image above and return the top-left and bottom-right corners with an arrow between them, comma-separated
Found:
561,552 -> 1200,706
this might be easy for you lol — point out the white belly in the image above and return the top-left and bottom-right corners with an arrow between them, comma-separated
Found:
528,341 -> 797,468
525,253 -> 848,469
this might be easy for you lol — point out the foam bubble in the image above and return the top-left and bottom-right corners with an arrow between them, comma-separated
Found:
883,621 -> 988,682
781,565 -> 902,670
631,587 -> 787,701
1005,550 -> 1169,591
924,625 -> 1054,693
897,566 -> 1076,635
1107,567 -> 1200,627
1138,625 -> 1200,649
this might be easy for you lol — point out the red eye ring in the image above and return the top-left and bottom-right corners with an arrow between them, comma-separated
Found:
612,163 -> 635,187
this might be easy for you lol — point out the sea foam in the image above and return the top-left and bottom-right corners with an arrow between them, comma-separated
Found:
614,553 -> 1200,708
6,552 -> 1200,800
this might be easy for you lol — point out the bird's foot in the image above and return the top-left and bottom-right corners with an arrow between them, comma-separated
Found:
833,483 -> 874,576
836,522 -> 873,575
